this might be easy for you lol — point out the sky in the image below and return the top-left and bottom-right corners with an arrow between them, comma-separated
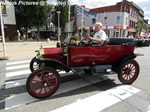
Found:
48,0 -> 150,23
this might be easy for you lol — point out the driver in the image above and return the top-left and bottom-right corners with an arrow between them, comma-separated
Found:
83,22 -> 107,44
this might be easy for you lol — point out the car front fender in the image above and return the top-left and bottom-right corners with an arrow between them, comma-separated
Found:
36,58 -> 71,72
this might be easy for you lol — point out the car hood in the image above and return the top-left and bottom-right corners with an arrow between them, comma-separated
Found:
43,47 -> 63,60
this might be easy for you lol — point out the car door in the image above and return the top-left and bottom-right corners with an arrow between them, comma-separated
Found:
89,45 -> 122,64
67,46 -> 92,67
67,45 -> 123,66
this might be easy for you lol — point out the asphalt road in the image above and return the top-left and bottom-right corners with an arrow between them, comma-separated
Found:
0,47 -> 150,112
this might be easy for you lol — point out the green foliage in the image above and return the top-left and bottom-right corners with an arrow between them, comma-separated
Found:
33,1 -> 50,27
52,0 -> 69,31
10,0 -> 52,40
137,19 -> 143,36
10,0 -> 50,30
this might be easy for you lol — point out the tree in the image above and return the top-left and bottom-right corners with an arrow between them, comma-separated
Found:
52,0 -> 69,32
32,0 -> 50,41
137,19 -> 143,36
10,0 -> 50,40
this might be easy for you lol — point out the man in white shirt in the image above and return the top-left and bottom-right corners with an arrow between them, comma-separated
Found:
83,22 -> 107,44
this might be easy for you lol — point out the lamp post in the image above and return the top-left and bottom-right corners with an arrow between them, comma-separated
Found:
68,2 -> 70,38
119,5 -> 122,37
81,5 -> 84,40
57,11 -> 61,42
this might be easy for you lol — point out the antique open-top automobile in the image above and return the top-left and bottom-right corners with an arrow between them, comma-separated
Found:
26,37 -> 150,99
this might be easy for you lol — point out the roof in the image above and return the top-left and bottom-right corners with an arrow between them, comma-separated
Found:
76,4 -> 90,12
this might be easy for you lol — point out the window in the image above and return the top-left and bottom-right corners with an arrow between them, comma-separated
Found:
125,17 -> 128,25
135,11 -> 137,18
129,20 -> 131,27
116,16 -> 120,24
132,10 -> 134,17
136,12 -> 138,18
133,10 -> 135,17
130,8 -> 132,15
92,18 -> 96,24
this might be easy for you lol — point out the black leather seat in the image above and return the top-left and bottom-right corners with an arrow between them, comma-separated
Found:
107,37 -> 134,45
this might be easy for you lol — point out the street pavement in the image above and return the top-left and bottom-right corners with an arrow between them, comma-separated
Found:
0,41 -> 150,112
0,40 -> 58,61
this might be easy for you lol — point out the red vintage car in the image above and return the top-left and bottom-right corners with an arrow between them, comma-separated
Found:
26,37 -> 150,99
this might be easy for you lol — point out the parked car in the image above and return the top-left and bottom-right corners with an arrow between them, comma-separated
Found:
26,37 -> 150,99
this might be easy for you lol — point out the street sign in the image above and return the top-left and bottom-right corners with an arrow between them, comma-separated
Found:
114,26 -> 123,29
1,0 -> 6,14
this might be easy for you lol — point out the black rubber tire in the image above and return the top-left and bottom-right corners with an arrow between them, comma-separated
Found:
118,60 -> 139,84
26,67 -> 60,99
30,57 -> 38,72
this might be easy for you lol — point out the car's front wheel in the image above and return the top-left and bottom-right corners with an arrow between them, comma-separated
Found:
30,57 -> 45,72
26,67 -> 60,99
118,60 -> 139,84
30,57 -> 38,72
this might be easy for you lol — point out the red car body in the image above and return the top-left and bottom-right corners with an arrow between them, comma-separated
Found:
27,37 -> 150,99
42,45 -> 134,67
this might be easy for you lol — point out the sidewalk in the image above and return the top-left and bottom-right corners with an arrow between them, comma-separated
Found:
0,40 -> 58,61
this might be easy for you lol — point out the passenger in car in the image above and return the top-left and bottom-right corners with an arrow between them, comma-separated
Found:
83,22 -> 107,44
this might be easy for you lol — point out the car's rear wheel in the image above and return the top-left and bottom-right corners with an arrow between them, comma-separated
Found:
26,67 -> 60,99
118,60 -> 139,84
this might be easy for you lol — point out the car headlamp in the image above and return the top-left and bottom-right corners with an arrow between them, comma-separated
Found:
35,44 -> 44,58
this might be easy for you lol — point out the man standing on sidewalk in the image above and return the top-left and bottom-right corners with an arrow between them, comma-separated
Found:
17,30 -> 21,41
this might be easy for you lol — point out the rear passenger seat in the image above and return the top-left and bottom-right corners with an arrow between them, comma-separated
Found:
107,37 -> 134,45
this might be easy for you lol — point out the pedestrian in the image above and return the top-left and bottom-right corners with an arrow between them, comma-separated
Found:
17,30 -> 21,41
23,33 -> 26,41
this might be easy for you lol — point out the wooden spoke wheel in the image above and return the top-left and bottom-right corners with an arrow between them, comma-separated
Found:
118,60 -> 139,84
26,67 -> 60,99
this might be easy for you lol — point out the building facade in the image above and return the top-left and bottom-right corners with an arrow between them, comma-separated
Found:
1,0 -> 17,41
71,0 -> 147,38
90,0 -> 144,37
75,11 -> 129,38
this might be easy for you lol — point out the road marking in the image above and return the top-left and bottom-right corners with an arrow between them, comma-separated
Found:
5,79 -> 26,89
115,85 -> 150,112
55,78 -> 101,95
51,92 -> 120,112
6,70 -> 31,78
107,86 -> 134,100
5,78 -> 102,110
50,85 -> 141,112
6,60 -> 30,66
5,92 -> 37,110
5,70 -> 75,89
4,59 -> 150,111
117,85 -> 140,94
6,64 -> 29,70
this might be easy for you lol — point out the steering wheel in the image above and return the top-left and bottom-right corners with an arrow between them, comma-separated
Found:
78,32 -> 92,46
78,37 -> 91,46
